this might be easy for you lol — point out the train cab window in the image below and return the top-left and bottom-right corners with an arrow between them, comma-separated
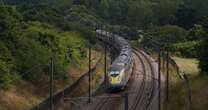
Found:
110,71 -> 119,77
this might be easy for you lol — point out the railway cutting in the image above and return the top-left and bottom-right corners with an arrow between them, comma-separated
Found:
69,30 -> 165,110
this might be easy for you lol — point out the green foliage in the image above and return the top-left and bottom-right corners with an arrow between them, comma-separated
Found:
150,25 -> 188,44
188,24 -> 205,41
175,0 -> 208,29
78,0 -> 184,27
1,0 -> 208,88
198,40 -> 208,73
4,0 -> 207,30
175,3 -> 197,29
171,41 -> 200,58
153,0 -> 183,24
6,0 -> 72,7
65,5 -> 98,27
100,0 -> 109,18
14,37 -> 50,81
79,0 -> 207,29
0,5 -> 89,88
21,6 -> 71,30
0,60 -> 11,89
197,17 -> 208,73
190,0 -> 208,20
22,22 -> 88,80
127,0 -> 154,27
201,17 -> 208,35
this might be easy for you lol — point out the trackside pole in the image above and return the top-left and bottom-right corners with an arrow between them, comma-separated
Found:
124,93 -> 129,110
166,51 -> 169,101
88,46 -> 91,103
158,49 -> 161,110
162,52 -> 165,74
184,74 -> 193,110
104,44 -> 107,85
50,58 -> 54,110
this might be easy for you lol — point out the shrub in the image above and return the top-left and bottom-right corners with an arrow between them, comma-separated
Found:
14,37 -> 50,81
171,41 -> 200,58
156,25 -> 188,44
198,40 -> 208,73
0,60 -> 11,89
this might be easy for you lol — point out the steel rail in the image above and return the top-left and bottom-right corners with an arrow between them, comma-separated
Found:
137,50 -> 156,110
130,50 -> 147,110
93,61 -> 135,110
93,94 -> 112,110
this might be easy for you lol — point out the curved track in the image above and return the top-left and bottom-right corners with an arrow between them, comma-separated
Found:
129,50 -> 146,110
73,49 -> 160,110
131,49 -> 157,110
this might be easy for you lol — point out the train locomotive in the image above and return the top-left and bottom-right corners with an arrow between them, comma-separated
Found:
96,30 -> 133,91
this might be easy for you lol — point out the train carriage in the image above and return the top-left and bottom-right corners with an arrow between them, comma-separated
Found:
96,29 -> 133,92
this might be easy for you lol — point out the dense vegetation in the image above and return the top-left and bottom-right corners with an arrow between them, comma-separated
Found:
0,2 -> 96,89
197,18 -> 208,73
0,0 -> 208,89
0,1 -> 207,110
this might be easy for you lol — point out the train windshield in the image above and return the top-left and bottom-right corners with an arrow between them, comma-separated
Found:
110,71 -> 119,77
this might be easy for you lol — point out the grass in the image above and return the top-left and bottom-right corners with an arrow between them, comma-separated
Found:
0,49 -> 102,110
0,82 -> 42,110
166,56 -> 208,110
67,54 -> 106,97
172,57 -> 199,76
190,75 -> 208,110
54,53 -> 107,110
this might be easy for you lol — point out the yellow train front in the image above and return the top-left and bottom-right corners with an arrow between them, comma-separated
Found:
108,65 -> 125,91
107,54 -> 133,92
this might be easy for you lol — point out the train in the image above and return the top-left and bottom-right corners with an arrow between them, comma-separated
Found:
96,29 -> 133,92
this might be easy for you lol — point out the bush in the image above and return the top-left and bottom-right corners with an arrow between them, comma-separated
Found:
198,40 -> 208,73
195,17 -> 208,74
0,60 -> 11,89
171,41 -> 200,58
14,37 -> 50,81
155,25 -> 188,44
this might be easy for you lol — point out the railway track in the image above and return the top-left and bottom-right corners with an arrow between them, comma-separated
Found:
75,49 -> 157,110
138,50 -> 156,110
130,49 -> 157,110
130,50 -> 147,110
93,94 -> 112,110
89,49 -> 156,110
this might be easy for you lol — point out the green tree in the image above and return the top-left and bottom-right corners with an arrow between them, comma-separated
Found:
108,0 -> 122,23
188,24 -> 204,41
175,2 -> 197,29
0,43 -> 13,89
14,37 -> 50,81
127,0 -> 154,28
198,40 -> 208,73
100,0 -> 109,18
197,17 -> 208,73
118,0 -> 128,24
191,0 -> 208,20
0,60 -> 10,89
152,25 -> 188,44
153,0 -> 183,25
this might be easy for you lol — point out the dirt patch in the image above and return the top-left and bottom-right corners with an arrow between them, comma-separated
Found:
0,50 -> 102,110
